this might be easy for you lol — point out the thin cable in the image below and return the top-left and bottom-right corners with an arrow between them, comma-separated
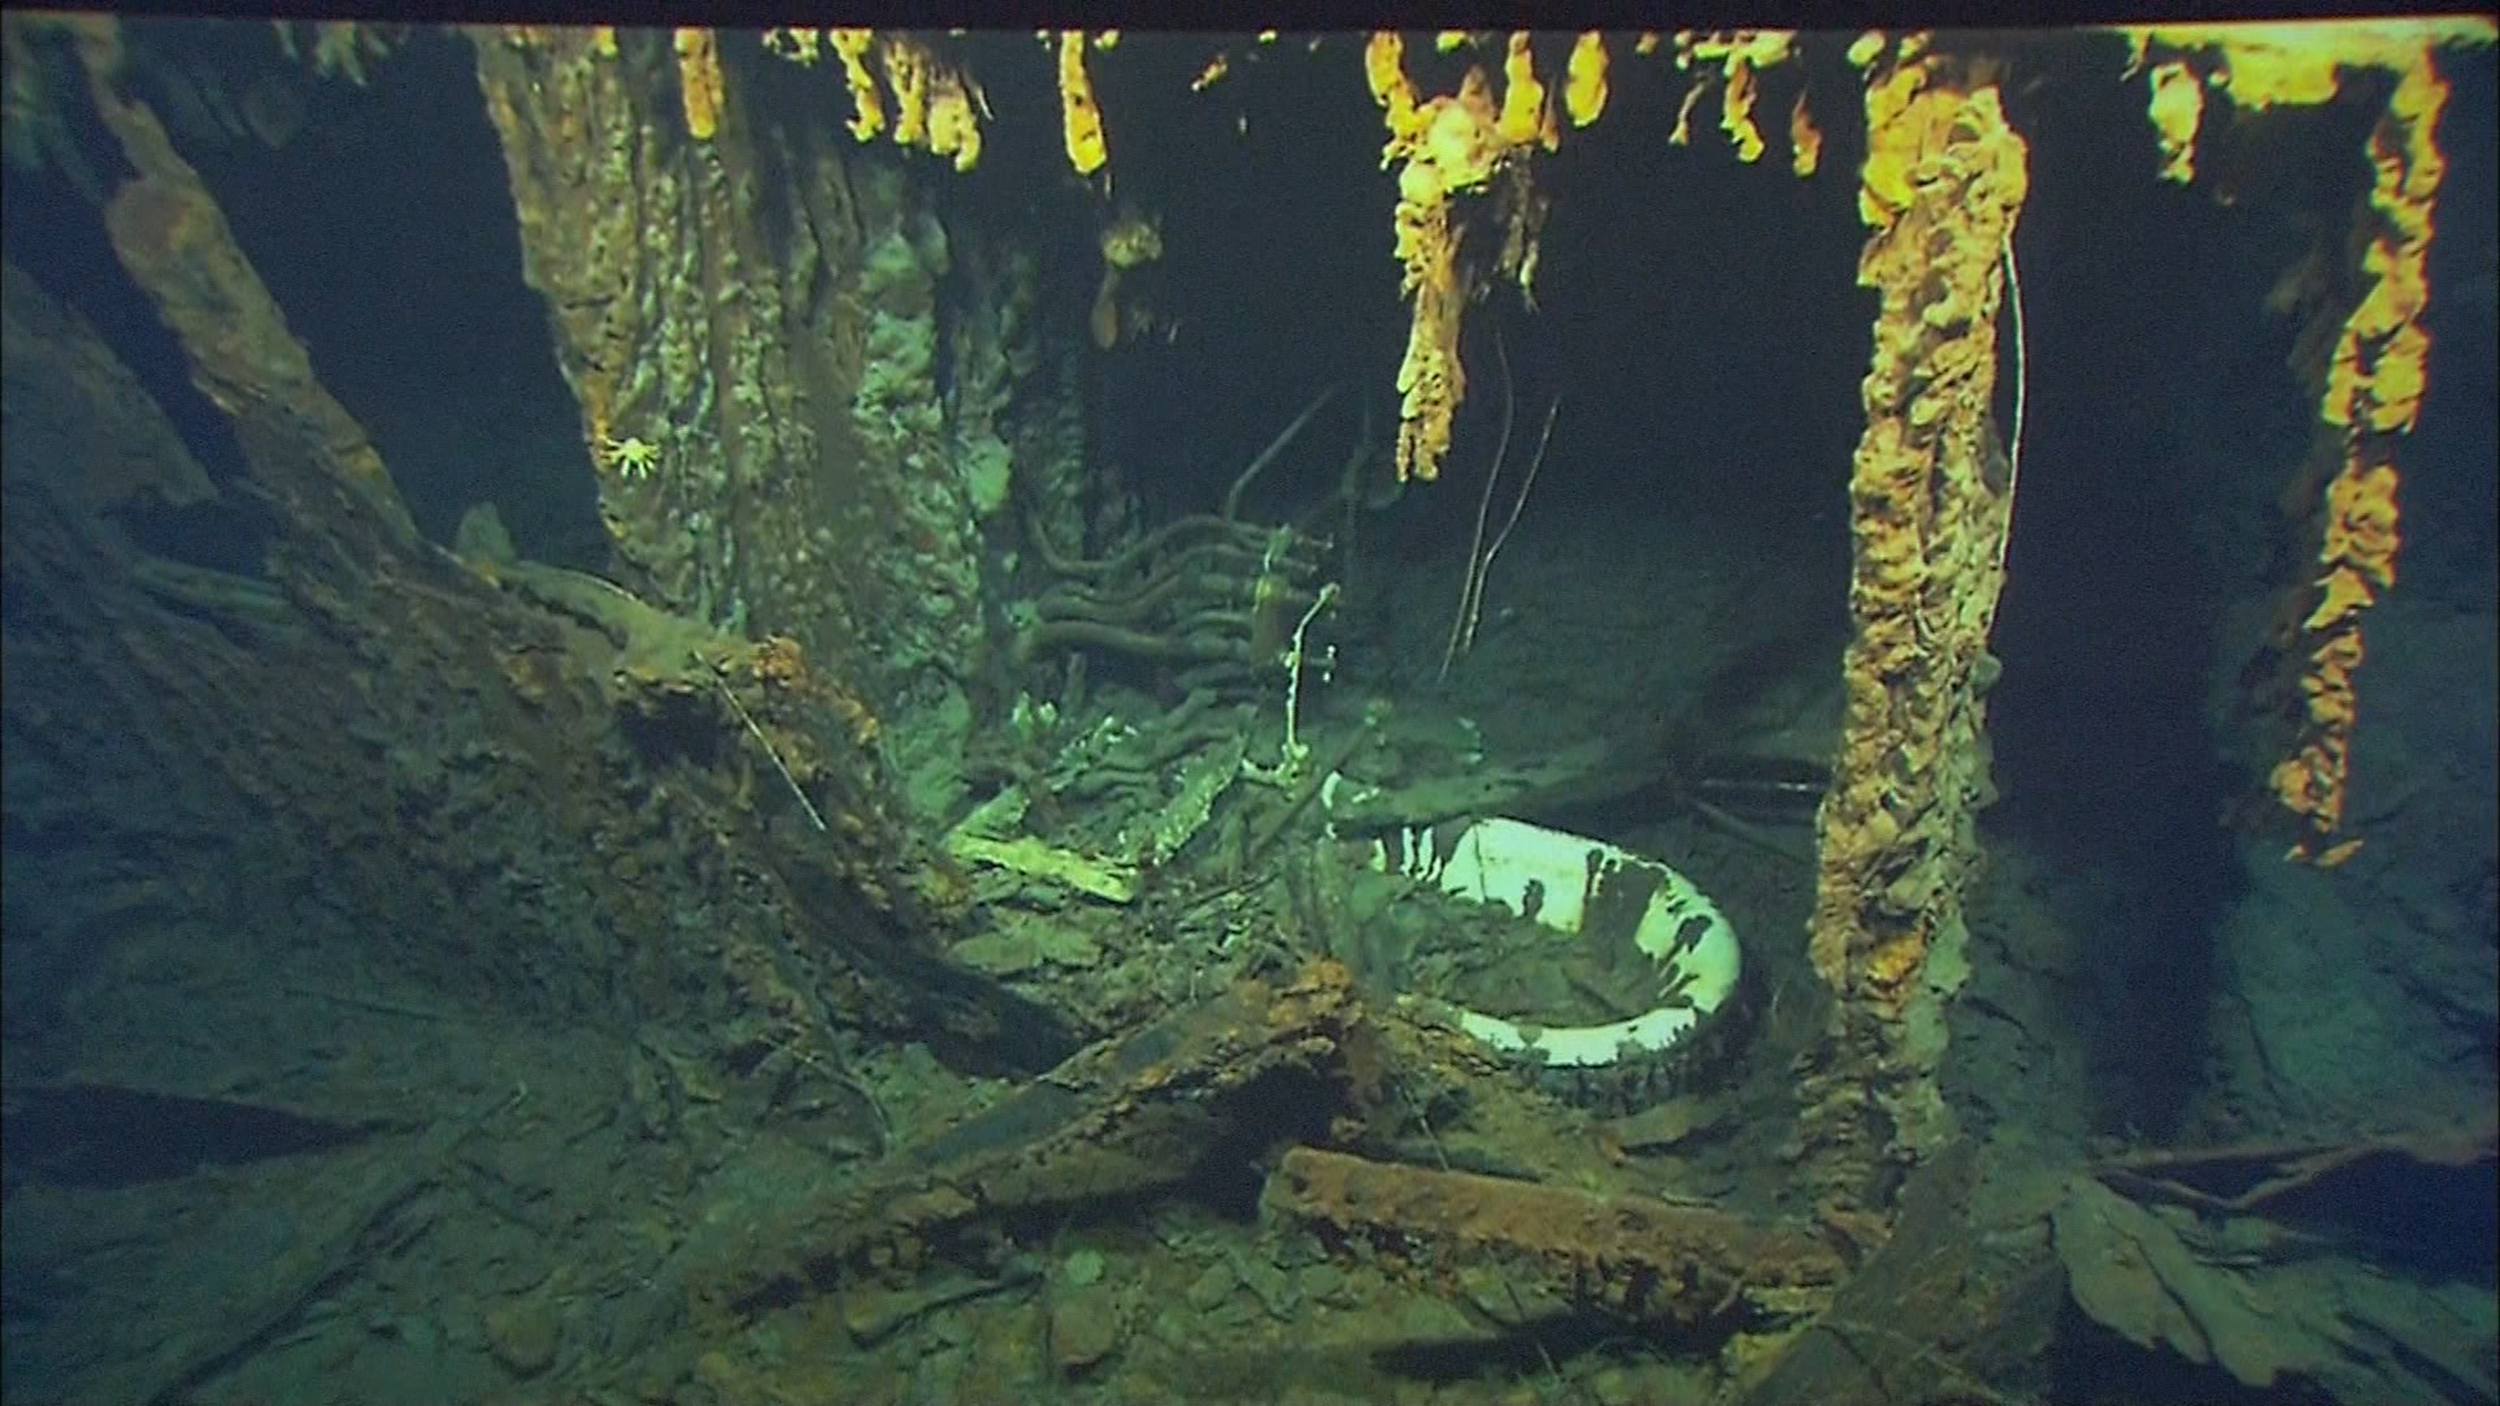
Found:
1459,396 -> 1558,659
1440,323 -> 1516,682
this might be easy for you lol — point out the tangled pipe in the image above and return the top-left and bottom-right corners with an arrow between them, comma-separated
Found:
1016,390 -> 1340,675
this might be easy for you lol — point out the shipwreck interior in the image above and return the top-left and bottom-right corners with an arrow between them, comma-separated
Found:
3,19 -> 2495,1406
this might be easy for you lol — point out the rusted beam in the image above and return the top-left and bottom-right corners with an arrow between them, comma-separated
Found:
1266,1146 -> 1847,1331
1799,42 -> 2030,1224
683,962 -> 1376,1328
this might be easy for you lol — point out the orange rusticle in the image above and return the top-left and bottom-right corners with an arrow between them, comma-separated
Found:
1805,47 -> 2025,1177
880,34 -> 928,147
2325,51 -> 2446,435
1495,33 -> 1556,150
2273,616 -> 2368,852
1564,32 -> 1608,126
1856,50 -> 1942,229
2123,21 -> 2481,182
2271,746 -> 2342,829
1387,173 -> 1465,484
830,29 -> 881,141
1366,31 -> 1418,133
1790,89 -> 1823,177
1721,54 -> 1764,161
2145,60 -> 2202,183
673,28 -> 723,142
1371,37 -> 1554,482
846,33 -> 981,172
2273,699 -> 2354,819
2128,26 -> 2455,439
1058,29 -> 1107,176
1676,30 -> 1796,165
2304,567 -> 2375,633
2322,461 -> 2401,580
924,64 -> 981,173
2304,461 -> 2401,632
2272,46 -> 2445,864
2301,627 -> 2365,728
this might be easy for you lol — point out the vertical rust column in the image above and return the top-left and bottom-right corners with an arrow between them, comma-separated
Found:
2264,48 -> 2447,868
471,26 -> 685,575
472,27 -> 1003,737
1797,39 -> 2029,1235
470,27 -> 873,684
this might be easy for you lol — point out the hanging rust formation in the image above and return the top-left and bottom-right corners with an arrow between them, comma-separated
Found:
766,27 -> 985,171
1366,31 -> 1562,484
2267,52 -> 2442,866
2124,25 -> 2460,868
1057,28 -> 1109,176
1795,35 -> 2030,1231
